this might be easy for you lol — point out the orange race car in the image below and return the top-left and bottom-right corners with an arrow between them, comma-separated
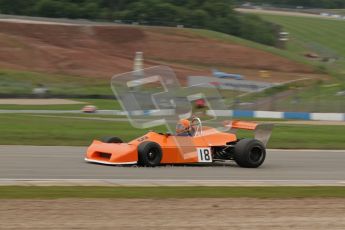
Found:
85,117 -> 273,168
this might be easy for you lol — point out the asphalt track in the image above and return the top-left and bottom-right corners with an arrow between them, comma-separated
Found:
0,146 -> 344,186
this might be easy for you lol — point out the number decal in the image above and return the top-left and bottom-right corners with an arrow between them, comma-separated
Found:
197,148 -> 212,163
137,136 -> 148,142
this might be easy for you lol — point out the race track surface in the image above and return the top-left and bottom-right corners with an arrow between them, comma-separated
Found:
0,146 -> 344,185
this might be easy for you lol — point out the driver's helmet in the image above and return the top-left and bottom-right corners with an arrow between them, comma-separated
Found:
176,119 -> 191,136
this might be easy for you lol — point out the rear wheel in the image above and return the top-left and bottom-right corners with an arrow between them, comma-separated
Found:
100,136 -> 123,143
138,141 -> 162,167
234,138 -> 266,168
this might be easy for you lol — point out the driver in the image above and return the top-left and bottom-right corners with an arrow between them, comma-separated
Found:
176,119 -> 192,136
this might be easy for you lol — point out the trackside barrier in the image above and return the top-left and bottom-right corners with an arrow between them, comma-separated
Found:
1,109 -> 344,121
206,110 -> 345,121
127,109 -> 345,121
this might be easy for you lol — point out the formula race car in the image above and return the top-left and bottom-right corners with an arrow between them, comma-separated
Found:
85,117 -> 273,168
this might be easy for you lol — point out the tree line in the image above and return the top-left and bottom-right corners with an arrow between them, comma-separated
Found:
0,0 -> 281,46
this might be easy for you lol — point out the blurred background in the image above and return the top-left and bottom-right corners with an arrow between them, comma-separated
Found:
0,0 -> 344,148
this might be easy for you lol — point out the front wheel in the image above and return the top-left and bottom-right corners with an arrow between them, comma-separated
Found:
234,138 -> 266,168
137,141 -> 162,167
100,136 -> 123,143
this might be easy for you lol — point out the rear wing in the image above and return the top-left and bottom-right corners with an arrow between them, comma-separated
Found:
229,120 -> 274,147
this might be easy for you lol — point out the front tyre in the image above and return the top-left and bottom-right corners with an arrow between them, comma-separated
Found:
138,141 -> 162,167
100,136 -> 123,143
234,138 -> 266,168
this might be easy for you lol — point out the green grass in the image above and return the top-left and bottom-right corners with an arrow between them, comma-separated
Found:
0,68 -> 111,95
191,28 -> 310,66
238,124 -> 345,149
196,13 -> 345,78
0,114 -> 344,149
0,186 -> 344,199
0,114 -> 165,145
251,14 -> 345,77
0,99 -> 121,110
191,18 -> 345,75
259,14 -> 345,55
241,124 -> 345,149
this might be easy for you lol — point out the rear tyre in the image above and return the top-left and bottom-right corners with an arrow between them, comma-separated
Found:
234,138 -> 266,168
100,136 -> 123,143
138,141 -> 162,167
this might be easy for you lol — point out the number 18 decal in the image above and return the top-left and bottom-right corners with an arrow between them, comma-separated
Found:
197,148 -> 212,163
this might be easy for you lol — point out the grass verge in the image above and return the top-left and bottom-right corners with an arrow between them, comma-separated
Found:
0,68 -> 111,95
0,186 -> 344,199
0,99 -> 121,110
251,13 -> 345,83
0,114 -> 344,149
0,114 -> 159,146
256,14 -> 345,61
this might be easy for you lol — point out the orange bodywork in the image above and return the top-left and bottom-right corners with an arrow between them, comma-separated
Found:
85,121 -> 258,165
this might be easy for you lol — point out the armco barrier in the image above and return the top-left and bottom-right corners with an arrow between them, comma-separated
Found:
134,109 -> 345,121
207,110 -> 345,121
1,109 -> 344,121
233,110 -> 254,118
283,112 -> 310,120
